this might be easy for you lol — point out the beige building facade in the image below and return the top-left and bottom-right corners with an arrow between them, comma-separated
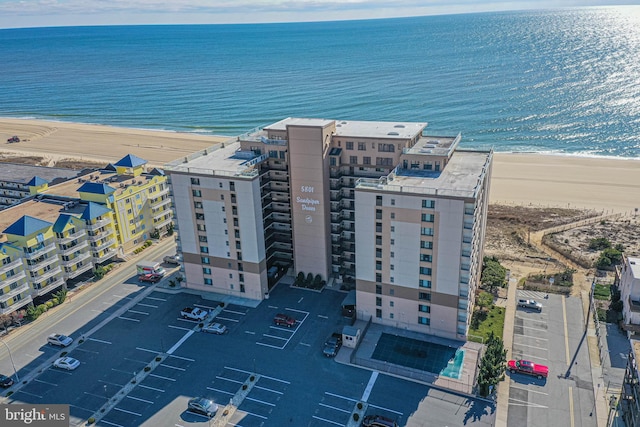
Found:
166,118 -> 491,339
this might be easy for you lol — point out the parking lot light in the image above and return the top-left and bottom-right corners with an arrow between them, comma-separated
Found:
0,339 -> 19,382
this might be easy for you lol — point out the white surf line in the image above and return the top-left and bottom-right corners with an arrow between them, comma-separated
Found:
89,337 -> 112,344
118,316 -> 140,322
128,309 -> 149,315
312,416 -> 343,426
168,325 -> 192,331
361,371 -> 379,402
144,296 -> 167,301
319,403 -> 350,413
137,303 -> 158,308
126,395 -> 154,404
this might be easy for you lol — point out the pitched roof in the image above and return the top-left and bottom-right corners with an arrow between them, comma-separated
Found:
148,167 -> 165,176
80,202 -> 111,221
27,176 -> 49,186
3,215 -> 53,236
52,214 -> 75,233
77,182 -> 116,195
103,163 -> 117,172
115,154 -> 147,168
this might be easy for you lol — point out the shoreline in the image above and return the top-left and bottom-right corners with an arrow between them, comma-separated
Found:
1,117 -> 638,214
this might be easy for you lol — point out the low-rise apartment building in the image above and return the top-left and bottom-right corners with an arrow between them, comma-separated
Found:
619,255 -> 640,335
0,163 -> 80,210
166,118 -> 491,340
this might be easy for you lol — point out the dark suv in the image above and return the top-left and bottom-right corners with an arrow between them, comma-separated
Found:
273,313 -> 296,327
362,415 -> 399,427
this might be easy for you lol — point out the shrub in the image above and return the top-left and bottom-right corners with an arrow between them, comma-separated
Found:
143,366 -> 151,372
306,273 -> 314,285
296,272 -> 305,285
353,413 -> 360,422
313,274 -> 322,287
45,300 -> 54,309
94,265 -> 107,280
155,356 -> 162,362
51,298 -> 59,306
357,402 -> 363,410
37,304 -> 48,315
595,248 -> 623,270
589,237 -> 611,251
242,384 -> 248,390
87,417 -> 95,424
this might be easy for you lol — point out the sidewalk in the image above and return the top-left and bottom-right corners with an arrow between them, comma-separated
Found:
495,274 -> 517,427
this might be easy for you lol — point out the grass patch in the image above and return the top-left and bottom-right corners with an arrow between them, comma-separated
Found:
469,304 -> 505,342
593,284 -> 611,300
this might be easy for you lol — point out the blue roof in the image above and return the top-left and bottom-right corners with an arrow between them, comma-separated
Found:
80,202 -> 111,221
27,176 -> 49,186
3,215 -> 52,236
52,214 -> 74,233
77,182 -> 116,195
115,154 -> 147,168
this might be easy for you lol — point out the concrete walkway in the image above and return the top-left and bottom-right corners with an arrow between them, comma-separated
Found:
495,273 -> 517,427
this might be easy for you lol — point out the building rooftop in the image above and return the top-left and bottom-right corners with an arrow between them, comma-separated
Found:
404,134 -> 461,157
0,199 -> 67,241
356,149 -> 492,199
0,162 -> 80,185
41,169 -> 161,199
629,257 -> 640,279
266,117 -> 426,140
164,141 -> 263,178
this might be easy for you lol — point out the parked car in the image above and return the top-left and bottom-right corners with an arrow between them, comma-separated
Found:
181,307 -> 208,321
0,374 -> 14,388
47,333 -> 73,347
508,359 -> 548,379
139,273 -> 163,283
273,313 -> 296,327
53,357 -> 80,371
362,414 -> 399,427
7,136 -> 19,143
323,333 -> 343,357
518,299 -> 542,311
202,322 -> 227,335
163,254 -> 181,265
187,397 -> 219,417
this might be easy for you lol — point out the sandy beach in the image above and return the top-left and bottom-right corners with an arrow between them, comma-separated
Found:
1,118 -> 639,213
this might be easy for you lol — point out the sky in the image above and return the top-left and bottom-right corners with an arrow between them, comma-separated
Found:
0,0 -> 636,29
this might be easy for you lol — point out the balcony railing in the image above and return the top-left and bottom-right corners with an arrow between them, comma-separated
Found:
64,262 -> 94,279
86,218 -> 111,230
23,242 -> 56,260
58,229 -> 87,244
25,255 -> 59,272
153,217 -> 173,229
92,238 -> 117,252
32,266 -> 63,285
1,270 -> 27,289
61,252 -> 92,267
0,295 -> 32,315
151,197 -> 172,209
34,276 -> 64,296
0,258 -> 23,276
0,281 -> 31,303
93,249 -> 116,263
59,240 -> 89,256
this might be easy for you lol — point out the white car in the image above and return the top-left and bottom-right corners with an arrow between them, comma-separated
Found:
202,323 -> 227,335
48,334 -> 73,347
53,357 -> 80,371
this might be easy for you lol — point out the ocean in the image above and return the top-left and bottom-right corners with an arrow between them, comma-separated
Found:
0,6 -> 639,158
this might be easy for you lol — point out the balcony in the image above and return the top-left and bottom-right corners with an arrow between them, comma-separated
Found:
61,251 -> 92,267
628,297 -> 640,313
152,207 -> 171,220
23,242 -> 56,260
32,265 -> 62,285
0,295 -> 32,315
154,217 -> 173,229
92,238 -> 117,252
87,228 -> 112,241
151,197 -> 172,209
87,218 -> 112,230
93,249 -> 116,263
64,261 -> 94,279
34,275 -> 64,296
25,255 -> 59,272
0,258 -> 23,276
58,229 -> 87,244
1,270 -> 27,289
0,281 -> 31,303
59,240 -> 89,256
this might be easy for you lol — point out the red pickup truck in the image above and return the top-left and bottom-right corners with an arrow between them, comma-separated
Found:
508,359 -> 548,379
138,273 -> 163,283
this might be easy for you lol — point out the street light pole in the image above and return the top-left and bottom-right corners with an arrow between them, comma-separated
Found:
0,338 -> 19,382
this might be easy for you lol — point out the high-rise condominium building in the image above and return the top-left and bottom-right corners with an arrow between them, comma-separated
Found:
165,118 -> 492,340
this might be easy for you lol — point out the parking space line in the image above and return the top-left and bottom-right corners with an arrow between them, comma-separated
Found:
217,376 -> 244,384
263,333 -> 288,341
513,343 -> 548,350
168,325 -> 192,332
150,373 -> 176,381
89,338 -> 112,344
128,310 -> 149,315
195,303 -> 218,311
285,307 -> 308,314
138,384 -> 165,392
34,378 -> 58,387
137,303 -> 158,308
508,397 -> 548,408
126,395 -> 154,404
124,357 -> 149,365
326,392 -> 358,402
74,347 -> 100,354
256,342 -> 284,350
70,404 -> 96,414
319,403 -> 350,413
177,318 -> 199,324
245,396 -> 276,407
244,331 -> 256,335
16,390 -> 43,399
99,380 -> 125,387
516,324 -> 548,333
206,387 -> 234,395
300,342 -> 311,347
317,314 -> 328,319
168,354 -> 195,362
312,416 -> 344,426
83,391 -> 107,399
113,407 -> 141,417
216,316 -> 239,322
511,354 -> 548,361
260,374 -> 290,384
145,296 -> 167,301
99,419 -> 124,427
514,334 -> 548,341
51,369 -> 74,375
160,363 -> 186,371
367,403 -> 403,415
136,347 -> 159,354
509,385 -> 549,396
118,316 -> 140,322
238,410 -> 267,420
268,305 -> 278,309
226,367 -> 252,374
254,385 -> 283,395
223,309 -> 246,315
361,371 -> 378,402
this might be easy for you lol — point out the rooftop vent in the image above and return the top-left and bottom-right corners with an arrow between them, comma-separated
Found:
394,124 -> 405,128
387,132 -> 399,136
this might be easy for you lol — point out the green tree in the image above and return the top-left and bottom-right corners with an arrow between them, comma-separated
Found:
481,257 -> 507,293
296,272 -> 305,285
94,265 -> 107,280
476,332 -> 507,397
476,291 -> 494,312
54,289 -> 68,304
595,248 -> 623,270
589,237 -> 611,251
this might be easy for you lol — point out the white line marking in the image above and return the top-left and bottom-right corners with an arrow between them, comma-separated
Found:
145,296 -> 167,301
245,396 -> 276,406
254,385 -> 283,395
92,310 -> 104,313
256,342 -> 284,350
160,364 -> 186,371
513,342 -> 548,350
325,392 -> 358,402
128,310 -> 149,315
98,380 -> 124,387
268,305 -> 278,309
177,318 -> 199,323
223,309 -> 246,315
514,334 -> 548,341
98,419 -> 124,427
244,331 -> 256,335
367,403 -> 403,415
168,325 -> 192,332
285,307 -> 309,314
508,397 -> 549,408
510,354 -> 548,362
263,333 -> 288,341
83,391 -> 106,399
509,385 -> 549,396
126,395 -> 154,404
216,316 -> 239,322
136,347 -> 159,354
237,410 -> 267,420
137,303 -> 158,308
89,338 -> 112,344
195,304 -> 218,310
111,368 -> 134,375
297,297 -> 304,303
217,376 -> 244,384
16,390 -> 43,399
124,357 -> 148,365
259,374 -> 290,384
33,378 -> 58,387
225,366 -> 252,375
169,354 -> 195,362
207,387 -> 235,395
138,384 -> 165,392
113,407 -> 142,416
319,403 -> 350,413
317,315 -> 328,319
150,373 -> 176,381
118,316 -> 140,322
312,416 -> 344,426
361,371 -> 378,402
74,347 -> 100,354
300,342 -> 311,347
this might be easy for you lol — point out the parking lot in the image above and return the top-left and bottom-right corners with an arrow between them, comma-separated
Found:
6,282 -> 496,427
508,290 -> 596,427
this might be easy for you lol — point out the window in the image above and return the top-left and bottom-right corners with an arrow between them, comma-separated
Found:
240,284 -> 246,293
191,178 -> 200,185
419,316 -> 430,325
420,254 -> 432,262
269,150 -> 278,158
221,194 -> 225,200
390,251 -> 394,258
239,273 -> 244,282
376,297 -> 382,307
376,261 -> 382,271
127,208 -> 132,214
350,156 -> 358,164
390,212 -> 395,219
203,267 -> 211,274
390,239 -> 394,245
422,200 -> 435,209
363,156 -> 371,165
419,304 -> 430,313
419,292 -> 431,301
390,313 -> 394,319
376,209 -> 382,219
204,278 -> 213,286
376,309 -> 382,319
376,157 -> 393,166
390,226 -> 395,232
422,213 -> 435,222
197,224 -> 206,232
346,141 -> 354,150
192,189 -> 202,197
229,273 -> 233,278
330,157 -> 336,166
421,227 -> 433,236
424,163 -> 433,170
376,222 -> 382,233
358,142 -> 366,150
390,277 -> 394,283
376,274 -> 382,283
378,143 -> 395,152
201,257 -> 210,264
419,279 -> 431,288
376,196 -> 382,206
194,201 -> 203,209
199,235 -> 208,242
200,246 -> 209,254
376,248 -> 382,258
376,236 -> 382,245
195,213 -> 205,220
390,301 -> 394,307
420,267 -> 432,275
421,240 -> 433,249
